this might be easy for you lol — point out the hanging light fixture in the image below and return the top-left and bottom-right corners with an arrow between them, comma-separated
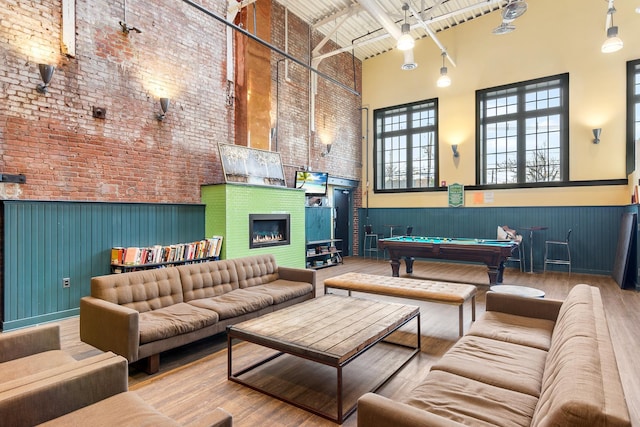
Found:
437,51 -> 451,88
602,0 -> 623,53
397,4 -> 414,51
401,49 -> 417,71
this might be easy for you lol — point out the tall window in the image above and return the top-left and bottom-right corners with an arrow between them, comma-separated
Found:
374,99 -> 438,191
477,74 -> 569,185
628,60 -> 640,174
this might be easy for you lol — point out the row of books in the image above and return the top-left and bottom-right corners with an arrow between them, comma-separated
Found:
111,236 -> 223,266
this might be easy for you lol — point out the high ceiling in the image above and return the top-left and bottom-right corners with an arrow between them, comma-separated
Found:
275,0 -> 512,61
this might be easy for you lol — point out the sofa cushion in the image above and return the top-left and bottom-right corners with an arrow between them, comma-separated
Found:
532,284 -> 630,427
242,280 -> 314,304
177,260 -> 240,302
430,335 -> 547,397
91,268 -> 183,313
0,350 -> 76,382
467,311 -> 555,351
403,370 -> 538,427
188,288 -> 274,320
138,303 -> 219,344
233,254 -> 280,288
37,392 -> 180,427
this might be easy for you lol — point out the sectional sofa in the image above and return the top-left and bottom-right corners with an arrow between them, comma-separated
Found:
357,284 -> 631,427
0,324 -> 232,426
80,254 -> 315,373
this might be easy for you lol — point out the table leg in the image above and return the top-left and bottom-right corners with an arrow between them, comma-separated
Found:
389,258 -> 400,277
529,229 -> 534,273
404,256 -> 414,274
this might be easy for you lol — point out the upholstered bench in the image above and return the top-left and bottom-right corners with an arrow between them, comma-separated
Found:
324,272 -> 476,336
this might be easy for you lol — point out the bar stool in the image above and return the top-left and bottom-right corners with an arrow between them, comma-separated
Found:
497,225 -> 524,272
363,225 -> 379,259
544,229 -> 572,275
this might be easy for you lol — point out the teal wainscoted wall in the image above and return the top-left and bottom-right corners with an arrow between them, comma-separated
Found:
359,205 -> 639,280
2,201 -> 205,331
305,206 -> 332,242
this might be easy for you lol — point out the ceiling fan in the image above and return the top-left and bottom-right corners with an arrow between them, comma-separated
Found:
492,0 -> 527,35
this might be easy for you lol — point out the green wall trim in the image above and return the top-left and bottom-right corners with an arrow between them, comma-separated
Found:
201,184 -> 306,268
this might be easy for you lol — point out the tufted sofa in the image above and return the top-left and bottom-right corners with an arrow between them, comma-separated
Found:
80,254 -> 315,373
0,324 -> 232,426
357,284 -> 631,427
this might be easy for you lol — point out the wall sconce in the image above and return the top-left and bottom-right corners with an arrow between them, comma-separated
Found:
321,142 -> 332,157
157,97 -> 170,121
451,144 -> 460,157
36,64 -> 55,94
592,128 -> 602,144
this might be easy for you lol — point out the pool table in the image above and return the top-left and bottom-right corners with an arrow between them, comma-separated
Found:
378,236 -> 519,285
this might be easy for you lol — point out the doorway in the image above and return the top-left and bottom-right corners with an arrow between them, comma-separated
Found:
333,188 -> 352,256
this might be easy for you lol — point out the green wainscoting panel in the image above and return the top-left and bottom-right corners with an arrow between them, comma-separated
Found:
2,201 -> 205,330
305,207 -> 332,242
359,205 -> 632,278
201,184 -> 306,268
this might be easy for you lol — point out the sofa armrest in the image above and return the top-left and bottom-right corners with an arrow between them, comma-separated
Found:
185,407 -> 233,427
0,353 -> 128,426
80,296 -> 140,362
278,266 -> 316,293
486,291 -> 563,321
0,324 -> 61,363
357,393 -> 464,427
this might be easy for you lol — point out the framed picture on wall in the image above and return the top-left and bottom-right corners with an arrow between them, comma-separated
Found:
218,143 -> 286,187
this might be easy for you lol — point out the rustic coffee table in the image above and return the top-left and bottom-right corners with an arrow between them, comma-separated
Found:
227,294 -> 420,423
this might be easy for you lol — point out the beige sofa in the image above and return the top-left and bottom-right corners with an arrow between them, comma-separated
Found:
80,254 -> 315,373
0,324 -> 232,426
358,284 -> 631,427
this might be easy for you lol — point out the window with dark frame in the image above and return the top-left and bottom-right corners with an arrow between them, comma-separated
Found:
477,73 -> 569,185
374,99 -> 438,192
629,60 -> 640,173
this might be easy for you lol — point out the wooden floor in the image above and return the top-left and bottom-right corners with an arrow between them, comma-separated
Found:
54,258 -> 640,426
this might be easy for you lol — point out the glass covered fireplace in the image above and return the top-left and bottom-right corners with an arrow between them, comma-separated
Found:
249,214 -> 290,249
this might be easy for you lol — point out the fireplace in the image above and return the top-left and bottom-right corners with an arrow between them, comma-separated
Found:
249,214 -> 290,249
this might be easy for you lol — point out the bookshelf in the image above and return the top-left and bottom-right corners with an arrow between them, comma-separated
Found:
111,237 -> 223,273
305,239 -> 343,269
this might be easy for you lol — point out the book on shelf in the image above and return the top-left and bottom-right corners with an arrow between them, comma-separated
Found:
112,237 -> 224,269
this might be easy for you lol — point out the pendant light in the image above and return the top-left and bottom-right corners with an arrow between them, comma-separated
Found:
437,51 -> 451,88
602,1 -> 623,53
397,4 -> 414,51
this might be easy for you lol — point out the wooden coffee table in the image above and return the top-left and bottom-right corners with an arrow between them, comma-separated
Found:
227,294 -> 420,423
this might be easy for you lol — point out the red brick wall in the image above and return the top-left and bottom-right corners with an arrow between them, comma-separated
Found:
1,0 -> 229,202
0,0 -> 361,207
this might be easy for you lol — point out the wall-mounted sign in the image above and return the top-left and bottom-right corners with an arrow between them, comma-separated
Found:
448,183 -> 464,207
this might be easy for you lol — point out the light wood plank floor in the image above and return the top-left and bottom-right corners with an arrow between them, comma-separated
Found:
52,258 -> 640,426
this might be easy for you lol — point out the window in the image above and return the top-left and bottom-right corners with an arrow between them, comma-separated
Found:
477,74 -> 569,185
628,60 -> 640,174
374,99 -> 438,191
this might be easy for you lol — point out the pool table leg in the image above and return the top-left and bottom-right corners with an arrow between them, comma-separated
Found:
389,258 -> 401,277
404,256 -> 415,274
487,261 -> 506,284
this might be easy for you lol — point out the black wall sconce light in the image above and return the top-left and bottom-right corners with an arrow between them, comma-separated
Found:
157,97 -> 170,121
321,142 -> 332,157
592,128 -> 602,144
36,64 -> 55,94
452,144 -> 460,158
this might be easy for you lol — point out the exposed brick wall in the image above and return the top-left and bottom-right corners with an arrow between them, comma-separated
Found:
1,0 -> 230,202
0,0 -> 362,233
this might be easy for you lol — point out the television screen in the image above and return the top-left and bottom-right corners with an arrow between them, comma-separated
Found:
294,171 -> 328,196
